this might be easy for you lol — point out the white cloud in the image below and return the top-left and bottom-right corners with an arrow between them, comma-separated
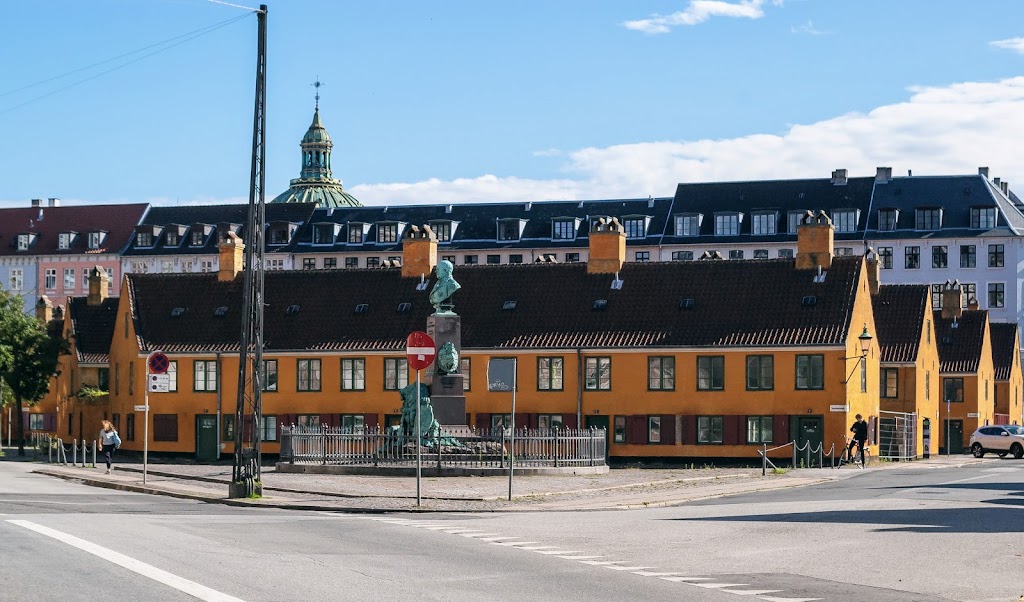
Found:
791,20 -> 831,35
351,76 -> 1024,205
990,37 -> 1024,54
623,0 -> 777,34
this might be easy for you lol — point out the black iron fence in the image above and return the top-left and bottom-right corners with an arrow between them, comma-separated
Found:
280,425 -> 607,468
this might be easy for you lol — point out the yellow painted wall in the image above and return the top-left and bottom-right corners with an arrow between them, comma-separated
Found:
995,342 -> 1022,425
939,318 -> 995,451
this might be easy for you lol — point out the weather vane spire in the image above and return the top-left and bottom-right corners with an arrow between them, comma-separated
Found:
312,76 -> 324,110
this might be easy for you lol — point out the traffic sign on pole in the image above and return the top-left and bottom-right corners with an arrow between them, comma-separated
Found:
147,374 -> 170,393
147,352 -> 170,375
406,331 -> 436,370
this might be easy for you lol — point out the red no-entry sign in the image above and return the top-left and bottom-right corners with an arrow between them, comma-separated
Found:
406,331 -> 436,370
147,352 -> 169,375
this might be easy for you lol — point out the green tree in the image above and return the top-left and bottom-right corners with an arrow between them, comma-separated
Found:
0,291 -> 67,456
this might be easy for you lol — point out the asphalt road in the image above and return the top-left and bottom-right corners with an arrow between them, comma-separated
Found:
1,459 -> 1021,602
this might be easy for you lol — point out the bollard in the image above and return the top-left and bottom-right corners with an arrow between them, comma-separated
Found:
762,443 -> 767,476
553,427 -> 559,468
72,439 -> 77,467
819,445 -> 823,469
805,445 -> 810,469
792,441 -> 797,469
92,440 -> 97,468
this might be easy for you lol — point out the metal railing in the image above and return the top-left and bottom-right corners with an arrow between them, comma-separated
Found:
37,435 -> 96,468
280,425 -> 607,468
879,411 -> 917,460
757,440 -> 837,474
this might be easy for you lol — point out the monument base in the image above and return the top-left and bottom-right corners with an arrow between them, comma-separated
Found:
427,313 -> 466,426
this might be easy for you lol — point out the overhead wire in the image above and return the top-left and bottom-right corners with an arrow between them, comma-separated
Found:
0,11 -> 253,116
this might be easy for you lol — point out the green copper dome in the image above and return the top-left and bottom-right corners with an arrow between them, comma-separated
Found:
271,107 -> 362,208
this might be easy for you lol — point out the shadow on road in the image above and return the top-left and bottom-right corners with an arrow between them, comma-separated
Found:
668,505 -> 1024,533
869,481 -> 1024,493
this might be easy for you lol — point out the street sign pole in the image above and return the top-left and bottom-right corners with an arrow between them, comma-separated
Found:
415,368 -> 421,507
143,381 -> 149,484
508,359 -> 517,502
406,331 -> 436,509
142,351 -> 169,485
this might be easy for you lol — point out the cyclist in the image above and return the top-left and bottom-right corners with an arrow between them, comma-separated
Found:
848,414 -> 868,465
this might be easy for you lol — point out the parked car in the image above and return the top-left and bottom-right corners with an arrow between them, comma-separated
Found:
969,425 -> 1024,459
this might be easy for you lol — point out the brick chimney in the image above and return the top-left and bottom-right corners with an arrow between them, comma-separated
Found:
401,224 -> 438,278
875,167 -> 893,183
35,296 -> 53,323
941,280 -> 963,320
587,217 -> 626,274
218,231 -> 245,282
30,199 -> 42,208
795,211 -> 834,271
865,247 -> 881,296
88,265 -> 110,306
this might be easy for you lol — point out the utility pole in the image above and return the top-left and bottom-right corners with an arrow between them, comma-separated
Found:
230,3 -> 267,498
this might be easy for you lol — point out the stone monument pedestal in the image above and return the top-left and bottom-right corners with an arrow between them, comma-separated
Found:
427,313 -> 466,427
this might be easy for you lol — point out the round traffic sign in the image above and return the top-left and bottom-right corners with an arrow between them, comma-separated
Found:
406,331 -> 436,370
148,352 -> 170,375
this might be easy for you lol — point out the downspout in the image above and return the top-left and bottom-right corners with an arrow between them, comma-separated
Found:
216,351 -> 222,460
576,348 -> 583,428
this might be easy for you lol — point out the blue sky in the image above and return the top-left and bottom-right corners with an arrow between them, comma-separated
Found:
3,0 -> 1024,207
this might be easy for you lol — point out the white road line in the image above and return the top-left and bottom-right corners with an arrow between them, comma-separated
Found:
693,582 -> 749,589
631,571 -> 681,577
555,555 -> 604,560
494,541 -> 540,547
580,560 -> 627,566
477,536 -> 520,542
719,589 -> 783,596
514,546 -> 559,551
758,597 -> 822,602
939,474 -> 993,485
460,533 -> 500,538
533,550 -> 582,555
660,576 -> 714,582
7,520 -> 245,602
605,565 -> 655,571
440,529 -> 483,534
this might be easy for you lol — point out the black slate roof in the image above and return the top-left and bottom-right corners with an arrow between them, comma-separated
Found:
934,310 -> 988,374
127,256 -> 864,353
990,322 -> 1019,381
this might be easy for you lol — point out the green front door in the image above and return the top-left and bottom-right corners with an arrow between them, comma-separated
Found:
797,416 -> 824,467
945,419 -> 964,454
585,415 -> 611,458
196,415 -> 218,462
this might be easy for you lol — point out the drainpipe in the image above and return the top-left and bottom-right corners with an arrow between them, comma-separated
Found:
216,351 -> 222,460
576,348 -> 583,428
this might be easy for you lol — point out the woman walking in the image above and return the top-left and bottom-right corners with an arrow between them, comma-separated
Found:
98,420 -> 121,474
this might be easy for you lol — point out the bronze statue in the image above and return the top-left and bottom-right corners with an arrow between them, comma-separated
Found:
429,259 -> 461,315
436,342 -> 459,375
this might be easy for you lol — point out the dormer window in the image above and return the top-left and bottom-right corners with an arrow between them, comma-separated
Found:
377,222 -> 400,244
750,211 -> 777,235
787,211 -> 806,233
970,207 -> 997,229
165,230 -> 179,247
136,232 -> 154,247
429,221 -> 455,242
714,213 -> 742,236
831,209 -> 859,233
915,208 -> 942,230
58,232 -> 76,250
217,223 -> 241,244
496,219 -> 524,242
268,223 -> 294,245
17,233 -> 33,251
348,223 -> 365,244
878,209 -> 898,231
552,218 -> 578,240
191,230 -> 205,246
312,223 -> 337,245
621,216 -> 650,239
674,214 -> 701,236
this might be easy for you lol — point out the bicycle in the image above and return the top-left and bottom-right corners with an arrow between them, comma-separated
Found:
837,436 -> 869,468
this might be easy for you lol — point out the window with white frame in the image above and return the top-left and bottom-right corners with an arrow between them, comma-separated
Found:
161,260 -> 174,273
58,233 -> 73,250
931,284 -> 944,309
728,250 -> 744,260
832,210 -> 858,233
384,358 -> 408,390
193,360 -> 217,391
200,260 -> 214,273
714,213 -> 740,236
635,251 -> 650,262
165,230 -> 179,246
878,247 -> 893,269
44,269 -> 56,290
17,235 -> 30,251
9,269 -> 23,291
584,357 -> 611,390
753,249 -> 769,259
750,212 -> 777,235
622,217 -> 647,239
877,209 -> 898,231
167,360 -> 178,392
431,222 -> 452,242
970,207 -> 997,229
136,231 -> 154,247
267,258 -> 285,271
778,249 -> 794,258
674,214 -> 701,236
63,268 -> 75,290
191,230 -> 205,246
932,246 -> 947,268
88,231 -> 103,249
746,416 -> 773,444
345,257 -> 359,269
787,211 -> 805,233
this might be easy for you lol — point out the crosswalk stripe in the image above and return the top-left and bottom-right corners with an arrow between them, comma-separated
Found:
719,590 -> 783,596
660,577 -> 714,582
693,582 -> 749,589
534,550 -> 581,555
605,565 -> 655,571
758,598 -> 822,602
631,572 -> 681,577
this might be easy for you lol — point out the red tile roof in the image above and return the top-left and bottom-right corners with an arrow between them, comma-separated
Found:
0,204 -> 148,256
934,310 -> 988,373
872,285 -> 929,363
989,322 -> 1019,381
127,257 -> 865,353
67,297 -> 120,364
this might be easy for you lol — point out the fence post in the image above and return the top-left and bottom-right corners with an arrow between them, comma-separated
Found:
322,425 -> 328,466
92,440 -> 97,468
805,444 -> 810,469
792,441 -> 797,469
500,427 -> 506,469
553,427 -> 559,468
762,443 -> 767,476
818,444 -> 823,469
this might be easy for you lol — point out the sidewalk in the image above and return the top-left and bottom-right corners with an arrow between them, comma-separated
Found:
27,453 -> 991,513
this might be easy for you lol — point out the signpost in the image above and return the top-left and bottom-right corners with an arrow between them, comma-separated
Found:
487,358 -> 517,501
406,331 -> 436,507
142,351 -> 168,484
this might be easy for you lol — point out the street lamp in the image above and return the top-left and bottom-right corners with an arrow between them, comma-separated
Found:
857,325 -> 873,357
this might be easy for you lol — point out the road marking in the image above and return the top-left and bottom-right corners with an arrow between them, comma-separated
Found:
580,560 -> 625,566
494,541 -> 540,547
631,571 -> 681,577
940,474 -> 993,485
983,467 -> 1020,472
514,545 -> 559,551
555,555 -> 604,560
477,536 -> 520,542
758,597 -> 822,602
533,550 -> 582,555
719,589 -> 783,596
692,582 -> 748,589
605,565 -> 655,571
660,576 -> 714,582
7,520 -> 245,602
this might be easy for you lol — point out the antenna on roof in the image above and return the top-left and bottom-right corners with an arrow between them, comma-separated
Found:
416,273 -> 428,291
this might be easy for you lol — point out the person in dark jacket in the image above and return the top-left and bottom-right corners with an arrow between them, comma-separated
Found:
848,414 -> 868,464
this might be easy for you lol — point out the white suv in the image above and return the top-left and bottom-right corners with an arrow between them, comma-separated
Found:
969,425 -> 1024,459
